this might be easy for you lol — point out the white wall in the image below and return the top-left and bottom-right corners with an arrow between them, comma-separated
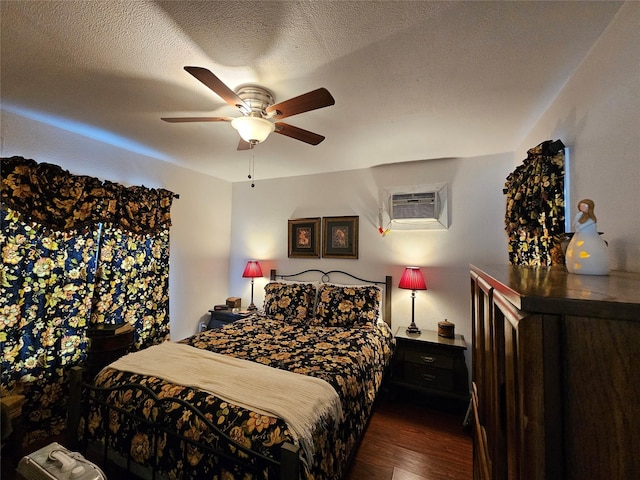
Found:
517,1 -> 640,273
230,153 -> 514,370
228,1 -> 640,375
1,111 -> 232,340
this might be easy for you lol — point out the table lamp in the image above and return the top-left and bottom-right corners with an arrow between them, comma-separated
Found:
242,260 -> 263,311
398,266 -> 427,334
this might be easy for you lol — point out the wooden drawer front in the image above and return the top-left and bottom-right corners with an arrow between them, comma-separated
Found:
404,363 -> 454,391
209,319 -> 230,329
404,347 -> 454,370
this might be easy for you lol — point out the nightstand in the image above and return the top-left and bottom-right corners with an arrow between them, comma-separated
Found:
208,309 -> 250,329
86,327 -> 134,379
392,327 -> 469,408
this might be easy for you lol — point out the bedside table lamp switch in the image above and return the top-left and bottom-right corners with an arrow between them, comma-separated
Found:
399,266 -> 427,335
242,260 -> 263,311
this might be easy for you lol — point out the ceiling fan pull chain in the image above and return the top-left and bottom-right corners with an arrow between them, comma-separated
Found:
249,153 -> 256,188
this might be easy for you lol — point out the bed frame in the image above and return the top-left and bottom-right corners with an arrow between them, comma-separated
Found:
67,269 -> 393,479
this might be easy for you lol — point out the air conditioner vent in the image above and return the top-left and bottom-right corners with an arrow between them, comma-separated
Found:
382,182 -> 449,230
391,192 -> 437,220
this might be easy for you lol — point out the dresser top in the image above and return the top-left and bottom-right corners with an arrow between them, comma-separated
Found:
471,264 -> 640,319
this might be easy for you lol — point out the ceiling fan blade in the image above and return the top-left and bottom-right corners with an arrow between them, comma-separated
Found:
161,117 -> 233,123
184,66 -> 250,113
237,139 -> 253,150
266,88 -> 335,120
275,122 -> 325,145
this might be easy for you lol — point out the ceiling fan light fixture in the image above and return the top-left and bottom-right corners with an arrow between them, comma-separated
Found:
231,115 -> 275,144
165,67 -> 334,149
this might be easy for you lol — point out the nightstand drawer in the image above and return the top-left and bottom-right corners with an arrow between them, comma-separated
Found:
404,363 -> 454,391
404,347 -> 454,370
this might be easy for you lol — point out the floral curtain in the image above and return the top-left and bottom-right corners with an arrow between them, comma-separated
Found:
504,140 -> 565,266
91,226 -> 170,350
1,156 -> 174,446
1,157 -> 173,233
1,214 -> 100,443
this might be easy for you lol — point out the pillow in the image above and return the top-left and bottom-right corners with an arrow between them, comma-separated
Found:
310,283 -> 381,327
263,282 -> 316,323
320,282 -> 386,322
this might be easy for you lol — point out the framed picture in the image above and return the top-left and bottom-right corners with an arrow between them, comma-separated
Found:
288,218 -> 321,258
322,216 -> 359,259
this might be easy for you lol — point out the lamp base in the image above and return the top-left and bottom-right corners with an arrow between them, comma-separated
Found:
247,303 -> 258,311
406,323 -> 421,335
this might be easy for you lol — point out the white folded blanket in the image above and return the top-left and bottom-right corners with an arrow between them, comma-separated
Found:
108,341 -> 343,464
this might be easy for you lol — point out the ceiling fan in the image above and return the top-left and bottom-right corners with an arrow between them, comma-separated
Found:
162,66 -> 335,150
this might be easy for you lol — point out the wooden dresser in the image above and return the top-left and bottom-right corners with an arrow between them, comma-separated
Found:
470,264 -> 640,480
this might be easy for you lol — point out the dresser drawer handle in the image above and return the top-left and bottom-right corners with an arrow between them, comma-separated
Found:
421,355 -> 436,364
422,373 -> 436,382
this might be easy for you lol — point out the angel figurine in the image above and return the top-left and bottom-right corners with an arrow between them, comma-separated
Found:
565,199 -> 609,275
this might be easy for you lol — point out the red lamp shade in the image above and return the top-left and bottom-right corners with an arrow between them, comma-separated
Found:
242,261 -> 263,279
398,267 -> 427,291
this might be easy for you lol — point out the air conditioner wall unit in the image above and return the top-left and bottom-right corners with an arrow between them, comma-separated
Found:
383,183 -> 449,230
391,192 -> 438,220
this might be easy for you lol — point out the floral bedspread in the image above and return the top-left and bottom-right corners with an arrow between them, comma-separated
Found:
86,314 -> 395,480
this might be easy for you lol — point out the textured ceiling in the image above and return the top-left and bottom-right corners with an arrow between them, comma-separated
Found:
1,1 -> 624,182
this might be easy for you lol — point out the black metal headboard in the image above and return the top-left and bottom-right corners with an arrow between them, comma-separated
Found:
270,269 -> 392,326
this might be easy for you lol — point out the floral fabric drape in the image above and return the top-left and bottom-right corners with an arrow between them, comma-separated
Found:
504,140 -> 565,266
1,156 -> 174,446
91,226 -> 170,350
1,212 -> 100,443
1,157 -> 173,234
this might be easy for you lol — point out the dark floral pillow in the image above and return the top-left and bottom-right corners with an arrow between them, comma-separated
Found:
310,284 -> 381,327
263,282 -> 316,323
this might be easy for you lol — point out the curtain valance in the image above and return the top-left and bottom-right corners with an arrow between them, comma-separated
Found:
1,156 -> 174,234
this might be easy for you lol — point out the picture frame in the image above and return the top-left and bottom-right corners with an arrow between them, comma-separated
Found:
322,216 -> 359,259
288,218 -> 321,258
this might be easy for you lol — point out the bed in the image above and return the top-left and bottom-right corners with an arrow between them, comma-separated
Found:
69,269 -> 395,480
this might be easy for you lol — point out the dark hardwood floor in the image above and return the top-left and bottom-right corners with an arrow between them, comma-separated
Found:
3,394 -> 472,480
346,394 -> 472,480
